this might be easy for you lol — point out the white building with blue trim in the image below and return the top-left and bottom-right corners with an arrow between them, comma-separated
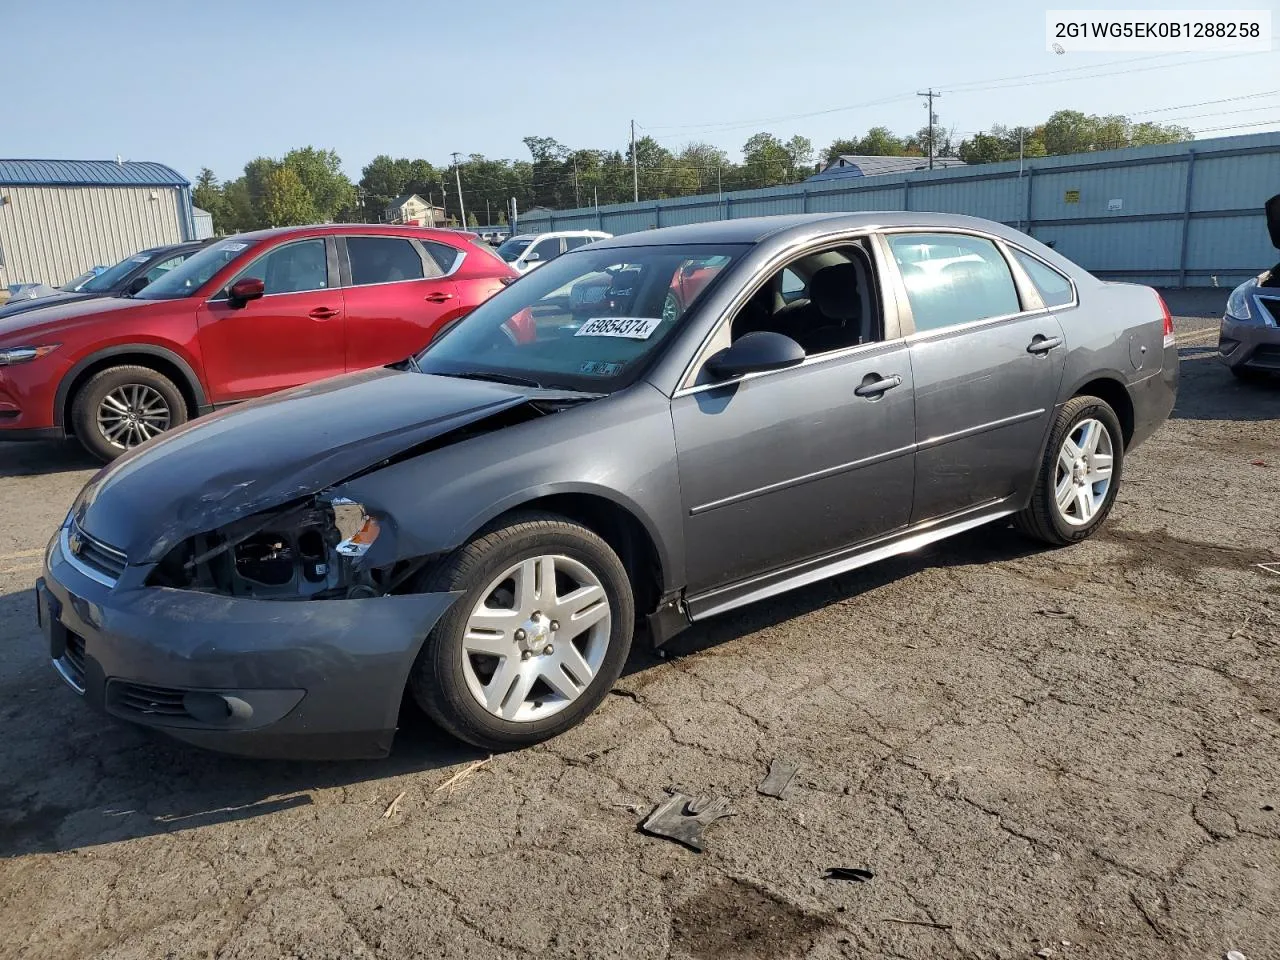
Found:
0,159 -> 195,291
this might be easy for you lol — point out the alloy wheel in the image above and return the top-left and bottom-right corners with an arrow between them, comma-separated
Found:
1054,417 -> 1114,527
461,554 -> 612,722
96,384 -> 172,450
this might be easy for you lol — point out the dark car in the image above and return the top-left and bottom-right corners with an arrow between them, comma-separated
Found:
0,225 -> 516,460
37,212 -> 1177,759
1219,193 -> 1280,379
0,240 -> 213,320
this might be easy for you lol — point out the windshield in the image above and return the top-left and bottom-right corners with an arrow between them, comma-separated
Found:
63,254 -> 145,293
496,238 -> 532,262
416,243 -> 745,392
133,237 -> 259,299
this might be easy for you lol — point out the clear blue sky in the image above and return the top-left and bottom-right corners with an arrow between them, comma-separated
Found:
3,0 -> 1276,182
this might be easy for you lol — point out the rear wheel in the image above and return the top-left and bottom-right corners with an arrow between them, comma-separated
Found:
408,512 -> 634,750
71,365 -> 187,462
1015,395 -> 1124,546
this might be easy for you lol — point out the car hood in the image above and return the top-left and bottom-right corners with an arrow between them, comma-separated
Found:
75,366 -> 588,563
0,290 -> 98,320
0,294 -> 154,342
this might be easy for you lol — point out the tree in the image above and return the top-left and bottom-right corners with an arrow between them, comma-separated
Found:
192,168 -> 225,232
784,135 -> 814,176
741,132 -> 791,186
467,212 -> 479,227
282,147 -> 354,223
823,138 -> 860,165
260,167 -> 315,226
219,177 -> 256,233
855,127 -> 906,156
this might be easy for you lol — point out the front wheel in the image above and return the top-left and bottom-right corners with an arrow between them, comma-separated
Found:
1015,395 -> 1124,546
70,365 -> 188,462
408,512 -> 635,750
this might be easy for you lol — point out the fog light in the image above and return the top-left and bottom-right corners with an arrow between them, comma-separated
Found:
182,691 -> 253,724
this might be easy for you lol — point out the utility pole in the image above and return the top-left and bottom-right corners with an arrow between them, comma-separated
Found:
917,89 -> 942,170
573,155 -> 580,208
486,199 -> 491,225
451,152 -> 467,227
510,196 -> 518,235
630,119 -> 639,203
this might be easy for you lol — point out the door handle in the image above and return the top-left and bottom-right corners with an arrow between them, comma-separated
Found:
1027,334 -> 1063,354
308,307 -> 340,320
424,291 -> 456,303
854,374 -> 903,398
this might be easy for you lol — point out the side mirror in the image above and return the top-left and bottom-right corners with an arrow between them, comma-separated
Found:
524,252 -> 541,262
228,277 -> 265,307
705,331 -> 806,380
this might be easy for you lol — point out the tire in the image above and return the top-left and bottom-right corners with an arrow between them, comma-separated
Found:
71,365 -> 188,462
1015,395 -> 1124,547
408,511 -> 635,751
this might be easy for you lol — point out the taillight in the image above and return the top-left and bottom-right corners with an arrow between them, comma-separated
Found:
1157,292 -> 1175,347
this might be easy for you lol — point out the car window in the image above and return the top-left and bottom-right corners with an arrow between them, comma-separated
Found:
530,238 -> 562,261
134,237 -> 262,300
76,253 -> 150,292
347,236 -> 425,286
417,243 -> 746,392
888,232 -> 1021,333
421,240 -> 461,275
730,245 -> 877,355
233,239 -> 328,295
564,236 -> 592,251
780,268 -> 805,301
1010,248 -> 1075,308
143,254 -> 186,283
496,237 -> 532,263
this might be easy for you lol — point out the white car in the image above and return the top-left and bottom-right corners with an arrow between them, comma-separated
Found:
496,230 -> 611,274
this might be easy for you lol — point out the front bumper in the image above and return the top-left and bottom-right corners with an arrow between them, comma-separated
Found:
38,529 -> 458,759
1219,316 -> 1280,374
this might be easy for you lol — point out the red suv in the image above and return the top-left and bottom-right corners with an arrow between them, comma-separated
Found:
0,224 -> 516,460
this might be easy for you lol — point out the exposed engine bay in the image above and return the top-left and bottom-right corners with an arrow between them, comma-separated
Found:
147,496 -> 419,601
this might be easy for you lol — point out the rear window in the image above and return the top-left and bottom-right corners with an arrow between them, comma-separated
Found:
1010,248 -> 1075,308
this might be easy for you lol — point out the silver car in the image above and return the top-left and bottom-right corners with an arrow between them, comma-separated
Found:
39,212 -> 1177,758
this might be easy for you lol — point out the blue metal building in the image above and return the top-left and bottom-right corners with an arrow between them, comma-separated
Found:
0,159 -> 194,292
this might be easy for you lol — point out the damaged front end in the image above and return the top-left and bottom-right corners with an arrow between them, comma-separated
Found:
146,493 -> 429,602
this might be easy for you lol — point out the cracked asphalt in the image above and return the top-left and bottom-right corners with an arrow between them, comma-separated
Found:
1,290 -> 1278,960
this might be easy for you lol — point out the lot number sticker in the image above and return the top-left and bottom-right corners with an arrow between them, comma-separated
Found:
575,316 -> 662,339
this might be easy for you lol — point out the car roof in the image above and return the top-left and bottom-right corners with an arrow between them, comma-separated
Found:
216,223 -> 473,244
586,212 -> 1041,250
507,230 -> 609,241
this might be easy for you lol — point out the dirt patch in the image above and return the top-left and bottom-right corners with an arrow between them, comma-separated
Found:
670,878 -> 830,960
1099,526 -> 1276,579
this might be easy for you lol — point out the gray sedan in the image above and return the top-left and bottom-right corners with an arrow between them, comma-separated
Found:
38,212 -> 1178,758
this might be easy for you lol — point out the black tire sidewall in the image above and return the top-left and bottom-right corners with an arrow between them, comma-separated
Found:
72,366 -> 187,462
1044,399 -> 1124,542
412,520 -> 635,750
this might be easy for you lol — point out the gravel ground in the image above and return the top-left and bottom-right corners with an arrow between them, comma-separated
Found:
1,291 -> 1278,960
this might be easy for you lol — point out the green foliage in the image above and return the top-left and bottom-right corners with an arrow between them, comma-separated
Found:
195,107 -> 1196,230
260,167 -> 316,227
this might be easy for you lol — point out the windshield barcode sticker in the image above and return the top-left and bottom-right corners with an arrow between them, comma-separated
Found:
574,317 -> 662,339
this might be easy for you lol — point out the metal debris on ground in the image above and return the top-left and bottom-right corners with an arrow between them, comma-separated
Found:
1036,608 -> 1076,620
382,790 -> 407,819
822,867 -> 874,882
1225,951 -> 1249,960
1256,562 -> 1280,576
639,793 -> 734,852
432,757 -> 492,797
757,758 -> 800,799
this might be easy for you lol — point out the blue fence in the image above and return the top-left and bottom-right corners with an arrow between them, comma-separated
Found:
514,132 -> 1280,288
